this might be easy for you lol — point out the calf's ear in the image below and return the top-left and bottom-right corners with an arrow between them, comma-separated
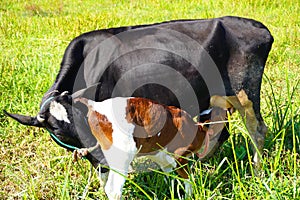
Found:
3,110 -> 44,127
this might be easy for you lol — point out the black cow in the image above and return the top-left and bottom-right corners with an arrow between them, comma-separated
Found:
5,16 -> 273,177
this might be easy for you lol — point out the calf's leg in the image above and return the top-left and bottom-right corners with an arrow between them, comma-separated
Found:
147,149 -> 177,173
147,150 -> 192,197
104,170 -> 127,200
103,146 -> 137,200
175,158 -> 193,197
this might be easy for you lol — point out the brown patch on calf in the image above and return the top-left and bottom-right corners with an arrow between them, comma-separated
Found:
75,97 -> 113,150
97,113 -> 113,142
126,98 -> 207,178
126,98 -> 167,137
88,110 -> 113,150
126,98 -> 176,153
169,107 -> 206,155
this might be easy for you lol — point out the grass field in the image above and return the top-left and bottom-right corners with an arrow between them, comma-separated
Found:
0,0 -> 299,199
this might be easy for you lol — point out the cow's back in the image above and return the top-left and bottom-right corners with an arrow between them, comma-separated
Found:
47,16 -> 273,117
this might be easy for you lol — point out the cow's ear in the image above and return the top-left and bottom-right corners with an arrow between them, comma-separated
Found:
3,110 -> 44,127
59,92 -> 72,103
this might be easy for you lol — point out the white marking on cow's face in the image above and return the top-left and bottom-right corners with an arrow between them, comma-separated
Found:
49,101 -> 71,123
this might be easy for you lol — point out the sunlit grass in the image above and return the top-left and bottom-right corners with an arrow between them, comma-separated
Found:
1,0 -> 299,199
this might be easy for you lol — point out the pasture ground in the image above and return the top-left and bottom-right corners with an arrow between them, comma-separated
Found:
0,0 -> 299,199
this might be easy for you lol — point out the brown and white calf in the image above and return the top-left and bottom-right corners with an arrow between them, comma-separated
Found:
75,97 -> 213,199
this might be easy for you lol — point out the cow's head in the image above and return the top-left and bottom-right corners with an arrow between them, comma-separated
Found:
4,92 -> 107,169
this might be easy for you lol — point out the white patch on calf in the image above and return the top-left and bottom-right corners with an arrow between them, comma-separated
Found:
184,181 -> 193,198
103,141 -> 137,199
92,97 -> 138,170
49,101 -> 71,123
147,149 -> 176,173
89,97 -> 138,199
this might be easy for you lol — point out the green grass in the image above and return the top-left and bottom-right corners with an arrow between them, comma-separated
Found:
1,0 -> 299,199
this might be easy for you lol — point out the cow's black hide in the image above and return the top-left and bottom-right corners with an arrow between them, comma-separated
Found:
5,16 -> 273,169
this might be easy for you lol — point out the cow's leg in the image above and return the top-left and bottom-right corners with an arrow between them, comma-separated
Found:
211,90 -> 267,168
